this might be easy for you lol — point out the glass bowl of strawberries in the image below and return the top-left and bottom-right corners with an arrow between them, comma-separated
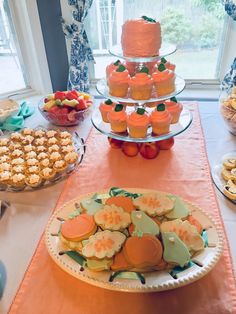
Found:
39,90 -> 93,126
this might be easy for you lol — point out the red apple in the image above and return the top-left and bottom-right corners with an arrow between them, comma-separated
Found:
140,142 -> 160,159
108,137 -> 123,149
122,142 -> 139,157
158,138 -> 175,150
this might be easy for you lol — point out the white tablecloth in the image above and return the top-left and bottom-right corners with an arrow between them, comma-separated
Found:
0,98 -> 235,313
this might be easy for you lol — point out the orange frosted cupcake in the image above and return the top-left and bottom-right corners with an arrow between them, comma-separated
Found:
127,108 -> 150,138
157,58 -> 176,72
108,65 -> 130,97
150,103 -> 172,135
106,60 -> 121,81
129,69 -> 153,100
108,104 -> 127,133
99,99 -> 116,123
152,64 -> 175,97
165,97 -> 183,124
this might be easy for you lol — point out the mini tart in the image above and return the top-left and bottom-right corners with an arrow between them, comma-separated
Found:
221,167 -> 234,181
40,167 -> 56,180
0,155 -> 10,163
34,129 -> 46,138
37,152 -> 48,161
11,149 -> 24,158
60,138 -> 73,146
0,138 -> 9,146
25,151 -> 37,160
59,131 -> 72,139
23,144 -> 35,153
12,165 -> 25,173
53,159 -> 67,172
223,184 -> 236,200
46,130 -> 58,138
11,157 -> 25,166
26,158 -> 39,167
36,145 -> 47,153
40,158 -> 52,168
223,158 -> 236,170
61,145 -> 75,154
230,168 -> 236,180
64,152 -> 78,164
9,143 -> 22,151
25,174 -> 43,187
21,128 -> 34,136
27,165 -> 40,175
34,137 -> 47,146
10,132 -> 23,142
11,173 -> 26,188
0,146 -> 9,155
0,162 -> 11,172
50,152 -> 62,162
47,137 -> 58,146
48,144 -> 60,153
22,135 -> 34,145
0,171 -> 12,184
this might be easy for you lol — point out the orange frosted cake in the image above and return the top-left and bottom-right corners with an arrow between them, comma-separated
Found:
150,103 -> 172,135
165,97 -> 183,124
99,99 -> 116,123
121,17 -> 161,57
129,70 -> 153,100
108,104 -> 127,133
108,65 -> 130,97
127,108 -> 150,138
152,63 -> 176,96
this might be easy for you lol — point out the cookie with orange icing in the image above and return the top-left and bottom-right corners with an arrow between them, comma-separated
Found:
105,196 -> 135,213
111,249 -> 132,271
123,235 -> 163,269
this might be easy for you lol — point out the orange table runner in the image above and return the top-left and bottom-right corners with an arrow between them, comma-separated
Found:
10,104 -> 236,314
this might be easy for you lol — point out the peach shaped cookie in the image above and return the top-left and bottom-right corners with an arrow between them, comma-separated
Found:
111,249 -> 132,271
133,192 -> 175,217
82,230 -> 126,259
94,204 -> 131,230
105,196 -> 135,213
60,214 -> 97,242
160,219 -> 204,252
165,195 -> 190,220
130,210 -> 160,236
123,235 -> 163,269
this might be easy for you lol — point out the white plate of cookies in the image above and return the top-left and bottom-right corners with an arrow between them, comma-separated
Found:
211,152 -> 236,203
0,127 -> 85,192
45,188 -> 223,292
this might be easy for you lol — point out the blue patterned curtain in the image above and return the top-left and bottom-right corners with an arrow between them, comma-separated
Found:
221,0 -> 236,91
62,0 -> 95,92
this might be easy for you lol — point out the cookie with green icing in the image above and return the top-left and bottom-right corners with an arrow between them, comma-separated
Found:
131,210 -> 160,236
165,195 -> 190,220
80,194 -> 103,215
162,232 -> 191,267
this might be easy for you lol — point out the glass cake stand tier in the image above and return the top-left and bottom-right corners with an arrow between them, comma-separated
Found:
91,107 -> 192,143
109,43 -> 177,63
96,76 -> 186,104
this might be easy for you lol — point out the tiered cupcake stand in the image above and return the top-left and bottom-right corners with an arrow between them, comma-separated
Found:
92,43 -> 192,143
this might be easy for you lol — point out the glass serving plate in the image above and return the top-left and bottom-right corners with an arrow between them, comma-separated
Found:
91,107 -> 192,143
0,128 -> 85,192
109,43 -> 177,62
45,188 -> 223,293
96,76 -> 186,104
211,151 -> 236,204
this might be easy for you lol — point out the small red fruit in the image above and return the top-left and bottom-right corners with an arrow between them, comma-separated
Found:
66,91 -> 78,100
108,137 -> 123,149
44,98 -> 48,103
75,99 -> 87,111
55,91 -> 66,101
122,142 -> 139,157
158,137 -> 174,150
139,142 -> 160,159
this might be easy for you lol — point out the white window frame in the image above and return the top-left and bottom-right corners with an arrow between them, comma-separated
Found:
1,0 -> 52,99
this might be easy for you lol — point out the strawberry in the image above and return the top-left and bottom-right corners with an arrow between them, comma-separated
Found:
55,91 -> 66,101
66,91 -> 78,100
75,99 -> 87,111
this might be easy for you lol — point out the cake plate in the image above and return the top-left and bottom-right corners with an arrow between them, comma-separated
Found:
109,43 -> 177,63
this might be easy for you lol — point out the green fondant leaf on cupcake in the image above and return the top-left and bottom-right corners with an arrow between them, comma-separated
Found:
141,15 -> 156,23
105,99 -> 113,105
161,57 -> 167,64
139,67 -> 149,74
114,104 -> 124,112
116,65 -> 126,72
157,103 -> 165,111
137,108 -> 146,115
158,63 -> 166,72
114,59 -> 121,66
170,97 -> 178,103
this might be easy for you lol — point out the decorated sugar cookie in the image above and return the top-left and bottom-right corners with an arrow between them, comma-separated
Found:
86,258 -> 113,271
130,210 -> 160,236
133,192 -> 175,217
160,219 -> 204,252
94,204 -> 131,230
162,232 -> 191,267
186,215 -> 203,234
165,195 -> 190,220
82,230 -> 126,259
80,194 -> 103,215
105,196 -> 135,213
111,249 -> 132,271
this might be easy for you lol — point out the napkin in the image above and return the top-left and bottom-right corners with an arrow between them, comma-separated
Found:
0,101 -> 35,131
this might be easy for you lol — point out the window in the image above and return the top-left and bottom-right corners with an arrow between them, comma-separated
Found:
85,0 -> 230,84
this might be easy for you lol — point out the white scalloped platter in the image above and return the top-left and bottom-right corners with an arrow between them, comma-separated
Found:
45,188 -> 223,293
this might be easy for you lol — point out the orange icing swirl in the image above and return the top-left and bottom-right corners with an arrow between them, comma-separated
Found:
127,112 -> 150,127
109,70 -> 130,84
108,109 -> 127,122
150,109 -> 172,125
129,73 -> 153,86
152,70 -> 175,83
165,100 -> 183,114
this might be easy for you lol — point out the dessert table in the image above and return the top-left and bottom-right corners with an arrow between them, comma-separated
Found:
0,97 -> 236,313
